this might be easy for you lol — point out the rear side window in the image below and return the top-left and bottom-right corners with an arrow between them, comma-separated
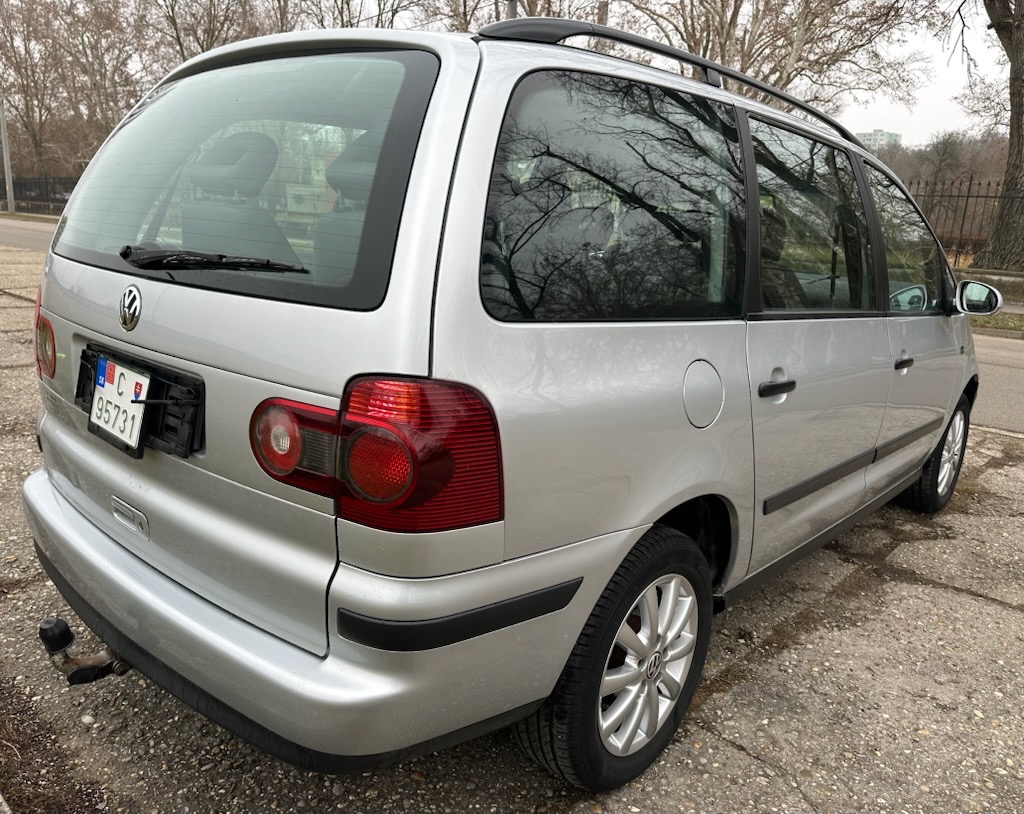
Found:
53,51 -> 440,310
863,164 -> 947,313
481,71 -> 746,321
749,119 -> 875,313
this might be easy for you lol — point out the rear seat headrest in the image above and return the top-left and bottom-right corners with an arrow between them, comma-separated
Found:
189,131 -> 278,198
325,131 -> 383,201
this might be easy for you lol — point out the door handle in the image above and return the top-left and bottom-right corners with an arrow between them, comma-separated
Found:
758,379 -> 797,398
894,357 -> 914,370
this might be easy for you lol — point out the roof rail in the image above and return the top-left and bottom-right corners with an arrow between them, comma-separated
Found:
476,17 -> 864,150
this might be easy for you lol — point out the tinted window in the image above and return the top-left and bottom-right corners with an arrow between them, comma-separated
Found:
863,164 -> 946,313
750,119 -> 875,312
481,71 -> 746,321
53,51 -> 439,310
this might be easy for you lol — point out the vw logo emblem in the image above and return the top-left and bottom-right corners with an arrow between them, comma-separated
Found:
645,651 -> 662,680
119,286 -> 142,332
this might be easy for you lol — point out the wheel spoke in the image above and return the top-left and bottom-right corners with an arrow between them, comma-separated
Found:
600,683 -> 641,738
615,617 -> 646,659
664,629 -> 696,663
658,668 -> 682,700
617,685 -> 648,753
641,584 -> 660,649
656,576 -> 681,642
601,663 -> 643,696
663,592 -> 695,645
644,679 -> 661,733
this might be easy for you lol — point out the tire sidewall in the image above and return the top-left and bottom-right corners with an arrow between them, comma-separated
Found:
929,396 -> 971,511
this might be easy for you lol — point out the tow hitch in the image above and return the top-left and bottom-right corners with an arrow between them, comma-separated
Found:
38,617 -> 131,685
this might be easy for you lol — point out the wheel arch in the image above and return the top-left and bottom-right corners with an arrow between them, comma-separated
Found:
963,374 -> 980,409
652,494 -> 735,594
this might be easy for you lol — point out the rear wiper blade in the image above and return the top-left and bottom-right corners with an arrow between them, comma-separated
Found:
119,245 -> 308,274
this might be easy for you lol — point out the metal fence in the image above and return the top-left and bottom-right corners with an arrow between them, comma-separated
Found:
0,176 -> 78,215
905,177 -> 1023,268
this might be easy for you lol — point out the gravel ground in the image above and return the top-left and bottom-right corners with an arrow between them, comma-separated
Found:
2,246 -> 1022,813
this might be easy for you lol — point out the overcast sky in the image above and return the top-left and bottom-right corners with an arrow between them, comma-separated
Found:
839,26 -> 1006,147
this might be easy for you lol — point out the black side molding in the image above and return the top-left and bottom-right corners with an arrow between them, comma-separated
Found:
763,416 -> 944,515
337,578 -> 583,652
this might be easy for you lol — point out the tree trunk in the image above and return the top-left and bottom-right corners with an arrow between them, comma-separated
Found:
973,1 -> 1024,270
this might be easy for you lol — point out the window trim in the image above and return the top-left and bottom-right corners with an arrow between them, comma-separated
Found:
741,111 -> 883,319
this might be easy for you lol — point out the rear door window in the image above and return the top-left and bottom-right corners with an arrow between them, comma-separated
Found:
749,118 -> 875,313
52,51 -> 439,310
480,70 -> 746,321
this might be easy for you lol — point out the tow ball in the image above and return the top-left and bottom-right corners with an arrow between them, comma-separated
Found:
38,617 -> 131,685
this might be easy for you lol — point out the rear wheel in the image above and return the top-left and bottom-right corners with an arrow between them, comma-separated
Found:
514,526 -> 712,791
898,394 -> 970,514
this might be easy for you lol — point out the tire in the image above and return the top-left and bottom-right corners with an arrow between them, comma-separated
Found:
514,525 -> 712,791
898,394 -> 970,514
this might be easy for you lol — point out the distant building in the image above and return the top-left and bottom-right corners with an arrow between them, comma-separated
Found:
855,129 -> 903,151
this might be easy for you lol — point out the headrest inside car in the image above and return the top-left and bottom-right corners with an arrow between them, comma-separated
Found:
325,131 -> 383,202
189,131 -> 278,198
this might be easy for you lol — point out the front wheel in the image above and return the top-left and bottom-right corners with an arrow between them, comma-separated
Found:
514,526 -> 712,791
898,394 -> 970,514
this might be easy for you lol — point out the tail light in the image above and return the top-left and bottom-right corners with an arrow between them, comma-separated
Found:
34,288 -> 56,379
249,377 -> 502,532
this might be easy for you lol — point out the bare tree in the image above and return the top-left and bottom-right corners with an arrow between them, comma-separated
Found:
620,1 -> 933,113
950,1 -> 1024,270
151,0 -> 263,64
0,0 -> 63,174
51,0 -> 157,167
301,0 -> 422,28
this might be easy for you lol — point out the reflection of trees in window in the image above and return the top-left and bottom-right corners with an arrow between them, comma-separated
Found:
864,165 -> 943,307
750,120 -> 873,311
481,71 -> 746,322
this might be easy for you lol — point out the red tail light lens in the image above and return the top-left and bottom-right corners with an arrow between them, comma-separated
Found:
248,378 -> 503,533
249,399 -> 338,496
346,426 -> 414,503
34,288 -> 56,379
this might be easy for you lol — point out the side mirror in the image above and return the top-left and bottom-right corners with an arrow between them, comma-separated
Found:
955,280 -> 1002,316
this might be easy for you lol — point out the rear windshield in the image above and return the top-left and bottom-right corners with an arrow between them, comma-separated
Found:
53,50 -> 440,310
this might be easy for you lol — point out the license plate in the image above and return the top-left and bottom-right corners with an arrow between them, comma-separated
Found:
89,357 -> 151,449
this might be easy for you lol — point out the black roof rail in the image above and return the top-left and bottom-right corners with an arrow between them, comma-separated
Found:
476,17 -> 864,150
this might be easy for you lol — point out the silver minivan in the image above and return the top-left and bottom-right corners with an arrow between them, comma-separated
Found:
24,18 -> 1002,791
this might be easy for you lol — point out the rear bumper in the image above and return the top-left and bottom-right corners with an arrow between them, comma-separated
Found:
23,468 -> 639,768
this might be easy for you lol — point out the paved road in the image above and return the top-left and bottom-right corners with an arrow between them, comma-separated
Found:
973,333 -> 1024,434
0,217 -> 55,252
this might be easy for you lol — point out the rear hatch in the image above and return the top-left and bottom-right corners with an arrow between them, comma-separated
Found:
36,36 -> 473,655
